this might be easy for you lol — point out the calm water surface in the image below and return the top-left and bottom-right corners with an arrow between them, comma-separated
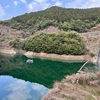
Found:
0,54 -> 96,100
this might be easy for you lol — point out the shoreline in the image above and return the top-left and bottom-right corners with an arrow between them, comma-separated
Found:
0,49 -> 97,63
24,51 -> 91,62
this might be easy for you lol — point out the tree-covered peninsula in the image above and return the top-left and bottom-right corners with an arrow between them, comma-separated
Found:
22,32 -> 86,55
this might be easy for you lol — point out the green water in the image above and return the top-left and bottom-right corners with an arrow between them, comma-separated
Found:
0,54 -> 96,100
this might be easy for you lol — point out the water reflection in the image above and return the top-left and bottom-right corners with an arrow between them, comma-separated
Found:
0,54 -> 86,88
0,76 -> 48,100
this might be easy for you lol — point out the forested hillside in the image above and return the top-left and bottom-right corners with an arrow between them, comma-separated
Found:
0,6 -> 100,33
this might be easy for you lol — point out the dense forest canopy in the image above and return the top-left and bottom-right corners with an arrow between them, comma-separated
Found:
0,6 -> 100,33
22,32 -> 86,55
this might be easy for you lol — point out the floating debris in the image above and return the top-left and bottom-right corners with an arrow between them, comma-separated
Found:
26,59 -> 33,63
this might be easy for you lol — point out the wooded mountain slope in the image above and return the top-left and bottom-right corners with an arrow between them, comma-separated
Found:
1,6 -> 100,33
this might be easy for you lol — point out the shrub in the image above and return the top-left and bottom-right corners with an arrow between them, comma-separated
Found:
9,38 -> 22,49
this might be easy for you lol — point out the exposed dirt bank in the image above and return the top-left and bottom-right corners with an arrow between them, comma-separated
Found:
0,49 -> 16,56
24,51 -> 91,62
42,71 -> 100,100
0,49 -> 97,63
81,30 -> 100,55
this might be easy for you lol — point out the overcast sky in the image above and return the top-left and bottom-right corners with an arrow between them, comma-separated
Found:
0,0 -> 100,20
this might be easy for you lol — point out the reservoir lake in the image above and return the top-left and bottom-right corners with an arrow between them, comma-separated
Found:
0,54 -> 96,100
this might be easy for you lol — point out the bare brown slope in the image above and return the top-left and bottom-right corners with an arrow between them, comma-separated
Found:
82,29 -> 100,55
0,25 -> 100,56
0,25 -> 24,49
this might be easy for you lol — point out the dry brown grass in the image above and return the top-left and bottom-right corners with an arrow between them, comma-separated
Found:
42,71 -> 100,100
82,31 -> 100,55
